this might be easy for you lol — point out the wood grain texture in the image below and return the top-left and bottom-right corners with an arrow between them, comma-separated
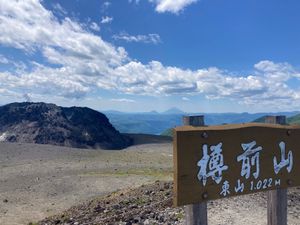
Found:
266,116 -> 287,225
173,123 -> 300,206
267,189 -> 287,225
180,116 -> 207,225
185,203 -> 207,225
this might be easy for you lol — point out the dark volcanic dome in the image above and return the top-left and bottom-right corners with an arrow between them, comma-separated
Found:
0,102 -> 132,149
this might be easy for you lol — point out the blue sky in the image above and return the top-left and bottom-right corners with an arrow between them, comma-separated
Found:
1,0 -> 300,113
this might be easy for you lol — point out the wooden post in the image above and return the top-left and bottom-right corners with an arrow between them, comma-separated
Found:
265,116 -> 287,225
183,115 -> 208,225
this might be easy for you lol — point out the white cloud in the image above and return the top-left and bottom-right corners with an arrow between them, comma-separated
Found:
52,3 -> 67,15
102,1 -> 111,12
111,98 -> 136,103
1,0 -> 300,111
23,93 -> 32,102
101,16 -> 113,24
0,55 -> 9,64
129,0 -> 140,4
90,22 -> 100,31
182,97 -> 190,101
254,60 -> 297,82
149,0 -> 199,13
111,61 -> 267,98
112,33 -> 161,44
0,0 -> 126,98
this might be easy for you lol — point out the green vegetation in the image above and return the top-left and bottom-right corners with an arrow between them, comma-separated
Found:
160,128 -> 174,137
125,133 -> 172,145
252,116 -> 266,123
160,114 -> 300,135
81,168 -> 173,180
106,113 -> 182,134
287,114 -> 300,125
252,113 -> 300,125
106,111 -> 299,135
175,212 -> 184,220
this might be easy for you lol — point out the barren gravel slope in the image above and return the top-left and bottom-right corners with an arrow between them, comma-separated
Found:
1,141 -> 300,225
38,181 -> 300,225
0,142 -> 172,225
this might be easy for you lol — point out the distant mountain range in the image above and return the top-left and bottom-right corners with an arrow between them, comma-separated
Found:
162,107 -> 185,114
2,102 -> 298,145
252,114 -> 300,125
105,108 -> 300,135
287,114 -> 300,124
104,107 -> 185,115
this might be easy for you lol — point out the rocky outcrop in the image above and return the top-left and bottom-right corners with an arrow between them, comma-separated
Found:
0,102 -> 132,149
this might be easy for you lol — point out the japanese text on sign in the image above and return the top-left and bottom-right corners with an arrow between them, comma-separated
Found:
173,123 -> 300,206
197,141 -> 293,197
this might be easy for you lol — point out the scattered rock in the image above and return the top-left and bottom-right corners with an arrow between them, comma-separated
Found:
37,181 -> 184,225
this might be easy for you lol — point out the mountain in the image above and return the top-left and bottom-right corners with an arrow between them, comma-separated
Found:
0,102 -> 132,149
103,110 -> 126,115
160,128 -> 174,137
252,113 -> 300,124
162,107 -> 185,114
252,115 -> 266,123
105,111 -> 300,135
106,113 -> 182,135
287,114 -> 300,125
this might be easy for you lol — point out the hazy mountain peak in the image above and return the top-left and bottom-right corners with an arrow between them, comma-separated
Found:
163,107 -> 185,114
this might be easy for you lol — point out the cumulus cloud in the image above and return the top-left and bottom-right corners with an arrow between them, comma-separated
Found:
52,3 -> 67,15
254,60 -> 298,82
149,0 -> 199,13
111,98 -> 136,103
90,22 -> 100,31
182,97 -> 190,101
0,0 -> 126,98
23,93 -> 32,102
112,33 -> 161,44
101,1 -> 111,12
101,16 -> 113,24
111,61 -> 267,98
129,0 -> 141,4
0,55 -> 9,64
0,0 -> 300,110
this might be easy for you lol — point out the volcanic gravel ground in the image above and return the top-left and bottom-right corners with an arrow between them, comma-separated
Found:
38,181 -> 300,225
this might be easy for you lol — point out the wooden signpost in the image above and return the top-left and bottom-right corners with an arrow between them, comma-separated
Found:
265,116 -> 287,225
182,116 -> 207,225
174,117 -> 300,225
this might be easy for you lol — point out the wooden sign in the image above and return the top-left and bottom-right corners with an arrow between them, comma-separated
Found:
173,123 -> 300,207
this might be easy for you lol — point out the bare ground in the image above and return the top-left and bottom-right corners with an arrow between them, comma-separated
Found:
1,141 -> 300,225
0,141 -> 173,225
38,181 -> 300,225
